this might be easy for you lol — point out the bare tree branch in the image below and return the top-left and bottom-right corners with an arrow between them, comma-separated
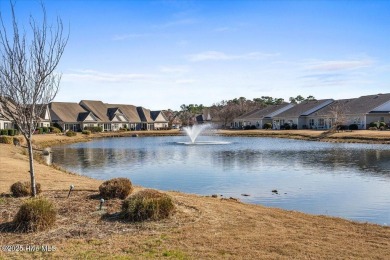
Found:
0,1 -> 69,197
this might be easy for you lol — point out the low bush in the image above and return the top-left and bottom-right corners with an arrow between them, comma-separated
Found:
337,125 -> 349,131
42,127 -> 49,133
0,129 -> 8,135
292,124 -> 298,130
283,123 -> 291,130
0,135 -> 13,144
10,181 -> 42,197
243,125 -> 251,130
65,130 -> 77,137
250,125 -> 257,129
99,178 -> 133,199
84,126 -> 103,133
349,124 -> 359,130
7,129 -> 15,136
263,123 -> 272,129
368,127 -> 378,130
49,126 -> 61,134
121,189 -> 175,222
82,130 -> 91,135
53,123 -> 63,131
14,197 -> 56,232
379,122 -> 387,128
369,122 -> 379,128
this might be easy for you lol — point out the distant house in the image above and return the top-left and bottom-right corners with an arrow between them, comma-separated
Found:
80,100 -> 129,131
49,102 -> 99,131
107,104 -> 143,130
272,99 -> 334,129
233,103 -> 295,129
150,111 -> 168,129
0,98 -> 15,130
194,109 -> 212,125
35,104 -> 51,128
306,94 -> 390,129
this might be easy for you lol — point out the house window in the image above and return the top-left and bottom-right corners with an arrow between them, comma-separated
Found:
318,119 -> 325,127
309,119 -> 315,127
380,117 -> 385,122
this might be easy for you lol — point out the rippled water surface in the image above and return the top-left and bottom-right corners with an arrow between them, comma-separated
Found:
52,136 -> 390,225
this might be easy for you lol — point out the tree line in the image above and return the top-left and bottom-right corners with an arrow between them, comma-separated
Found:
171,95 -> 316,128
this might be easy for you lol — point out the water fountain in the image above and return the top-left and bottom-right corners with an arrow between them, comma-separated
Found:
178,124 -> 230,145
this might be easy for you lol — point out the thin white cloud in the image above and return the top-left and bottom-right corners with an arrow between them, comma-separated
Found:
305,59 -> 374,71
63,70 -> 155,83
188,51 -> 280,62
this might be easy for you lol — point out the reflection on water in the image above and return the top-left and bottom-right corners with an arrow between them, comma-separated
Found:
52,136 -> 390,225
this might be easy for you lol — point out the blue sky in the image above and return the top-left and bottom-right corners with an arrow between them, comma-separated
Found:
1,0 -> 390,110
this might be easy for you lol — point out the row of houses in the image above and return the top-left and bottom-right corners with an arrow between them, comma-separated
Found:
233,93 -> 390,130
0,99 -> 169,132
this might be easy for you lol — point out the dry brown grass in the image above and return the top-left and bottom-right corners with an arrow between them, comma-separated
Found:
0,133 -> 389,259
99,178 -> 133,199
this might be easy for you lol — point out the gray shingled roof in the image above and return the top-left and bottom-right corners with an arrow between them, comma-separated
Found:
236,103 -> 292,120
50,102 -> 94,122
80,100 -> 111,122
137,107 -> 153,122
308,93 -> 390,116
107,104 -> 141,122
275,99 -> 333,118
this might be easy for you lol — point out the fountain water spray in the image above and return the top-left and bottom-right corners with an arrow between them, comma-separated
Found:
183,124 -> 211,143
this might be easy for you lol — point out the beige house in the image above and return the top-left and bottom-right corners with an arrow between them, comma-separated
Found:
233,103 -> 295,129
272,99 -> 334,129
49,102 -> 99,131
0,101 -> 14,130
306,94 -> 390,129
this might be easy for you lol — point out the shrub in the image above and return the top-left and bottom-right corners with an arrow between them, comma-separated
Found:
65,130 -> 76,137
53,123 -> 63,131
82,130 -> 91,135
42,127 -> 49,133
349,124 -> 359,130
368,127 -> 378,130
7,129 -> 15,136
0,129 -> 8,135
121,189 -> 175,222
99,178 -> 133,199
49,126 -> 61,134
250,125 -> 257,129
14,197 -> 56,232
369,122 -> 379,128
379,121 -> 387,128
0,135 -> 13,144
84,126 -> 103,133
283,123 -> 291,130
263,123 -> 272,129
292,124 -> 298,130
10,181 -> 42,197
243,125 -> 251,130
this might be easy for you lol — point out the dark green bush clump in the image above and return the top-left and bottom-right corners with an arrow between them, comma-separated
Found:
263,123 -> 272,129
82,130 -> 91,135
0,135 -> 13,144
99,178 -> 133,199
121,189 -> 175,222
250,125 -> 257,129
369,122 -> 379,128
283,123 -> 291,130
14,198 -> 56,232
52,123 -> 63,131
0,129 -> 7,135
7,129 -> 15,136
65,130 -> 77,137
10,181 -> 42,197
49,126 -> 61,134
349,124 -> 359,130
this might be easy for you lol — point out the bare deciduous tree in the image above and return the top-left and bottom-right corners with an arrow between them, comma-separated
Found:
328,102 -> 347,132
0,2 -> 68,197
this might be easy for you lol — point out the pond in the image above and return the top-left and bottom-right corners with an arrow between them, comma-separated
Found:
51,135 -> 390,225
